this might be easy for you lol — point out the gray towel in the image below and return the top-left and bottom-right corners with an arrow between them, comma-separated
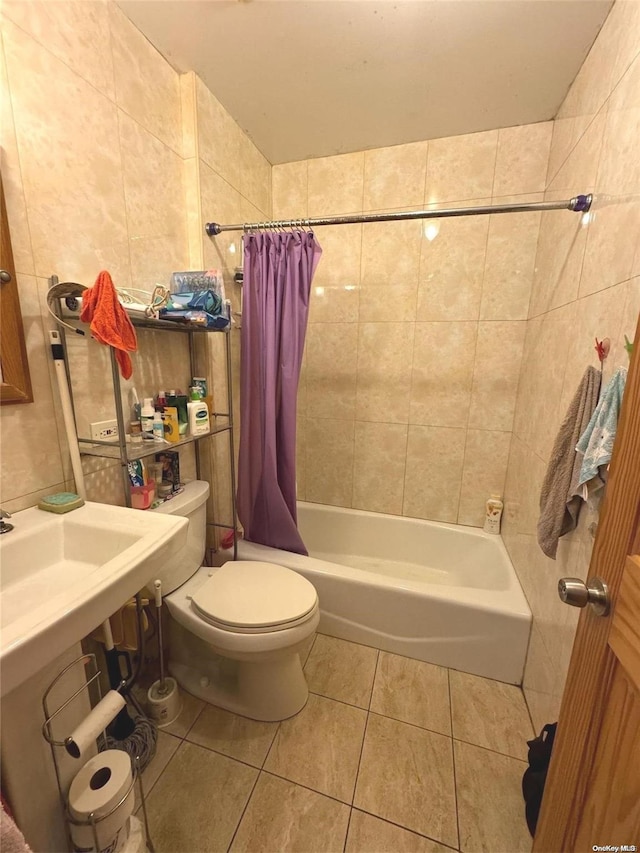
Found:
537,366 -> 601,559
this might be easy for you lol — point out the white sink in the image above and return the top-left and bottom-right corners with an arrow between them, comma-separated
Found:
0,501 -> 188,696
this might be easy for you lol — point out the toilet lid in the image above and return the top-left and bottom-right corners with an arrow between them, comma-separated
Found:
191,561 -> 318,630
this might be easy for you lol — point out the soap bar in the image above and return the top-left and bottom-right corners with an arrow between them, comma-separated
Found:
38,492 -> 85,513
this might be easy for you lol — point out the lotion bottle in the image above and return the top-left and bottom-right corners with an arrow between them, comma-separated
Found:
188,387 -> 210,436
484,494 -> 504,534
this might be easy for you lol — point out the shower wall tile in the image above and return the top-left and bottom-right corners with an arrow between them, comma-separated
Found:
279,123 -> 553,523
272,161 -> 308,220
363,142 -> 428,211
307,151 -> 365,216
305,418 -> 355,508
403,425 -> 466,523
3,0 -> 115,100
425,130 -> 498,203
505,5 -> 640,730
239,133 -> 272,217
355,322 -> 415,424
409,322 -> 477,428
306,323 -> 358,420
493,123 -> 552,196
468,321 -> 526,432
480,196 -> 542,321
458,429 -> 511,527
417,210 -> 490,321
196,77 -> 243,189
109,3 -> 181,154
352,421 -> 408,515
361,219 -> 422,288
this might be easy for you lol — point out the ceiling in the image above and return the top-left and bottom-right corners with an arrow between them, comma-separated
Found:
118,0 -> 613,164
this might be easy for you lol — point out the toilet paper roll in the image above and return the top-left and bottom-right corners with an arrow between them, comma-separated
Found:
65,691 -> 126,759
68,749 -> 134,850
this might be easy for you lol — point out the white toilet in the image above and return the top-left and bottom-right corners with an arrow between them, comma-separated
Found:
151,480 -> 319,721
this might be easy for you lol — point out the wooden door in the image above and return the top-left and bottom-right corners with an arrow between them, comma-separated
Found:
534,314 -> 640,852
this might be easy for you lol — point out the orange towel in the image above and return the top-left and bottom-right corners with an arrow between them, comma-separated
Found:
80,270 -> 137,379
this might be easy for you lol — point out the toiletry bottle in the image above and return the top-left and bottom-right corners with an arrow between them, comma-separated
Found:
141,398 -> 155,440
156,390 -> 167,411
188,386 -> 210,436
484,494 -> 504,534
163,407 -> 180,443
153,412 -> 164,442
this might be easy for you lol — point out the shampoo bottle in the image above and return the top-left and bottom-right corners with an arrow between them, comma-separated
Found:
484,494 -> 504,534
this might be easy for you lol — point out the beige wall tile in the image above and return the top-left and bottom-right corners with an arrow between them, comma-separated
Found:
308,152 -> 364,215
363,142 -> 428,211
454,741 -> 530,853
0,34 -> 34,276
359,283 -> 417,322
195,76 -> 243,189
3,0 -> 115,99
0,278 -> 65,502
426,130 -> 498,203
547,110 -> 604,194
361,219 -> 422,287
118,110 -> 186,241
109,4 -> 181,154
231,773 -> 350,853
306,323 -> 358,420
180,72 -> 197,160
355,323 -> 414,423
403,425 -> 465,522
272,160 -> 308,219
494,123 -> 552,196
410,322 -> 477,428
352,421 -> 408,515
305,418 -> 355,507
417,213 -> 489,321
312,223 -> 361,291
3,19 -> 130,285
468,321 -> 525,431
458,429 -> 511,527
239,133 -> 271,216
522,623 -> 560,732
354,714 -> 457,846
480,202 -> 541,321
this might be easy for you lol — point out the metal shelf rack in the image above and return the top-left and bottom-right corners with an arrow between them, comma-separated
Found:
51,278 -> 238,560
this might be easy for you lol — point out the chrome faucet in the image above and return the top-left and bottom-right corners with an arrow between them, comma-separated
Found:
0,509 -> 14,534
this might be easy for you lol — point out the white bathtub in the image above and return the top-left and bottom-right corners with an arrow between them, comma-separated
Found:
224,502 -> 531,684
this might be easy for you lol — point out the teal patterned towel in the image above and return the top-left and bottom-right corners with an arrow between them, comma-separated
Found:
576,366 -> 627,498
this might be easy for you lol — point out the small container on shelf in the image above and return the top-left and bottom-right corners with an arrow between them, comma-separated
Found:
131,481 -> 155,510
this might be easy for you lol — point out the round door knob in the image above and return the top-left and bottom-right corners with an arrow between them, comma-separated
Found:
558,576 -> 610,616
0,270 -> 12,283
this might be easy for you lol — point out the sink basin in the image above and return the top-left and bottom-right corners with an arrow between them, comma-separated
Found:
0,501 -> 188,697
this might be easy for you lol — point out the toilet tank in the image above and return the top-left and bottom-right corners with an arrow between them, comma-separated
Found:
150,480 -> 210,595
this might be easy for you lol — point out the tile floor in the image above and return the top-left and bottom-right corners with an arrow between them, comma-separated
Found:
140,634 -> 534,853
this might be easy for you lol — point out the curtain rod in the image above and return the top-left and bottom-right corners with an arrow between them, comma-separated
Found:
205,193 -> 592,236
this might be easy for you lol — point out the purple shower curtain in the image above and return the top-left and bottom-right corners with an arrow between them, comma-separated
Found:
237,231 -> 322,555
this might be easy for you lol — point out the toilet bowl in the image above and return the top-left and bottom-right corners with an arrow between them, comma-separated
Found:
150,481 -> 318,721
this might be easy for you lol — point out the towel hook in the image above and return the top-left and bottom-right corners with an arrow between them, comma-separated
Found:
595,337 -> 610,369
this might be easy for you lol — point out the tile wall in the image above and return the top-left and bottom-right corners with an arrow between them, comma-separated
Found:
273,123 -> 552,526
0,2 -> 270,520
502,0 -> 640,728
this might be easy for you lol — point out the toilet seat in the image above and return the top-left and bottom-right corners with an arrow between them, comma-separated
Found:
191,561 -> 318,635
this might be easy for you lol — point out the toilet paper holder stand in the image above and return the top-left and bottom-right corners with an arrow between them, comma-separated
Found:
41,652 -> 154,853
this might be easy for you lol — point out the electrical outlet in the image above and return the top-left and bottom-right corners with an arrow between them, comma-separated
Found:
90,419 -> 119,442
